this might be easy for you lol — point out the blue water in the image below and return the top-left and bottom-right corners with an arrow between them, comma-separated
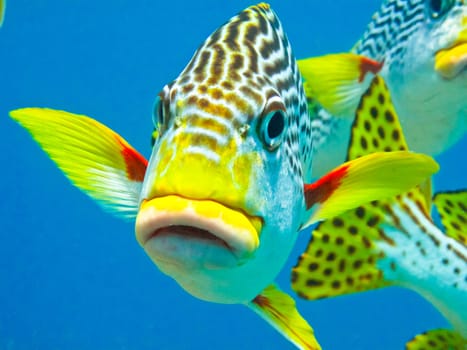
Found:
1,1 -> 465,349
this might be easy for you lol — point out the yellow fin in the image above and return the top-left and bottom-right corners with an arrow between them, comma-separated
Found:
298,53 -> 382,117
248,284 -> 321,350
10,108 -> 148,219
433,191 -> 467,245
406,329 -> 466,350
304,151 -> 438,225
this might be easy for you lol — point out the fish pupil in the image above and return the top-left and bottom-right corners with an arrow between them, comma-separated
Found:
267,111 -> 285,140
428,0 -> 454,18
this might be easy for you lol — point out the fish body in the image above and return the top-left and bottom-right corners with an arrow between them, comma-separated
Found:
9,3 -> 440,349
304,0 -> 467,177
292,72 -> 467,348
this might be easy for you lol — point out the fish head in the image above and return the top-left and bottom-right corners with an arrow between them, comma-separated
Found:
357,0 -> 466,155
135,4 -> 309,304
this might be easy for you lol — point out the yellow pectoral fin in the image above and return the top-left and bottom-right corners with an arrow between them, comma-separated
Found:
298,53 -> 382,117
10,108 -> 148,219
406,329 -> 466,350
303,151 -> 438,227
248,284 -> 321,350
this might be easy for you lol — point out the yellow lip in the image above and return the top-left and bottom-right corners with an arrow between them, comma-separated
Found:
435,27 -> 467,79
135,195 -> 262,269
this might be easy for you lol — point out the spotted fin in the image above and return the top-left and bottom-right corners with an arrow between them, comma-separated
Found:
405,329 -> 466,350
10,108 -> 148,219
298,53 -> 383,117
293,75 -> 433,298
248,284 -> 321,350
433,191 -> 467,245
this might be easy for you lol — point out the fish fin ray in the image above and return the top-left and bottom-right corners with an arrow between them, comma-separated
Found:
433,190 -> 467,245
248,284 -> 321,350
298,53 -> 382,117
10,108 -> 148,219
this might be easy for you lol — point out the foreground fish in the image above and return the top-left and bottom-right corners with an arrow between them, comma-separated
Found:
9,4 -> 439,349
292,73 -> 467,349
299,0 -> 466,177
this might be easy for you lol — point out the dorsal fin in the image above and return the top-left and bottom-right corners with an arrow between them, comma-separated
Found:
292,75 -> 432,299
433,190 -> 467,245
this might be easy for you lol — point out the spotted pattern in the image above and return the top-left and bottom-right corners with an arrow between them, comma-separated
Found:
433,191 -> 467,245
152,3 -> 312,184
405,328 -> 466,350
292,75 -> 467,303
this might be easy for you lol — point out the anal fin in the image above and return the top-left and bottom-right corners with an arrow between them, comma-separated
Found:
248,284 -> 321,350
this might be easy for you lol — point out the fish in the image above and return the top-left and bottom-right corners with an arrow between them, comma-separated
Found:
291,71 -> 467,349
298,0 -> 466,178
9,3 -> 439,349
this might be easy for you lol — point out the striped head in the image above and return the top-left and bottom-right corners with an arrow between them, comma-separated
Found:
354,0 -> 466,155
135,3 -> 312,303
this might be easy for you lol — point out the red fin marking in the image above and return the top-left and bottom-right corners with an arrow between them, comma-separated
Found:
117,137 -> 148,182
358,57 -> 383,82
304,164 -> 349,209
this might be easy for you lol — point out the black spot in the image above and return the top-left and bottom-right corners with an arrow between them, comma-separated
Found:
323,268 -> 332,276
392,129 -> 400,141
390,261 -> 396,271
454,267 -> 460,274
346,277 -> 354,286
335,237 -> 344,245
446,199 -> 454,207
322,234 -> 330,243
326,252 -> 337,261
377,126 -> 385,139
356,207 -> 365,219
378,93 -> 385,104
370,106 -> 378,119
306,279 -> 323,287
385,110 -> 395,122
360,136 -> 368,149
451,222 -> 460,230
347,245 -> 356,255
308,262 -> 319,271
353,260 -> 363,269
442,258 -> 449,265
427,340 -> 437,347
291,271 -> 298,283
364,120 -> 372,131
315,249 -> 323,258
348,226 -> 358,235
332,218 -> 344,227
331,280 -> 341,289
367,216 -> 379,227
338,259 -> 346,272
372,138 -> 379,148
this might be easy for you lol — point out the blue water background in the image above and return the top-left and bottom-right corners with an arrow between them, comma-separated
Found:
1,1 -> 465,349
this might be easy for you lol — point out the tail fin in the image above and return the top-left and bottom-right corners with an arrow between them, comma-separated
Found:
248,284 -> 321,350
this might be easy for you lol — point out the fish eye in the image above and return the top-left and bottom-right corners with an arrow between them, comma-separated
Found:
259,98 -> 287,151
428,0 -> 455,19
152,95 -> 165,128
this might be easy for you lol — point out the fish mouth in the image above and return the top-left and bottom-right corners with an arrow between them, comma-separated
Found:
135,195 -> 263,270
435,31 -> 467,79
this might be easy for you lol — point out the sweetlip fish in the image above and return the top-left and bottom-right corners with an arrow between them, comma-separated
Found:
299,0 -> 466,177
292,69 -> 467,349
9,3 -> 440,349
